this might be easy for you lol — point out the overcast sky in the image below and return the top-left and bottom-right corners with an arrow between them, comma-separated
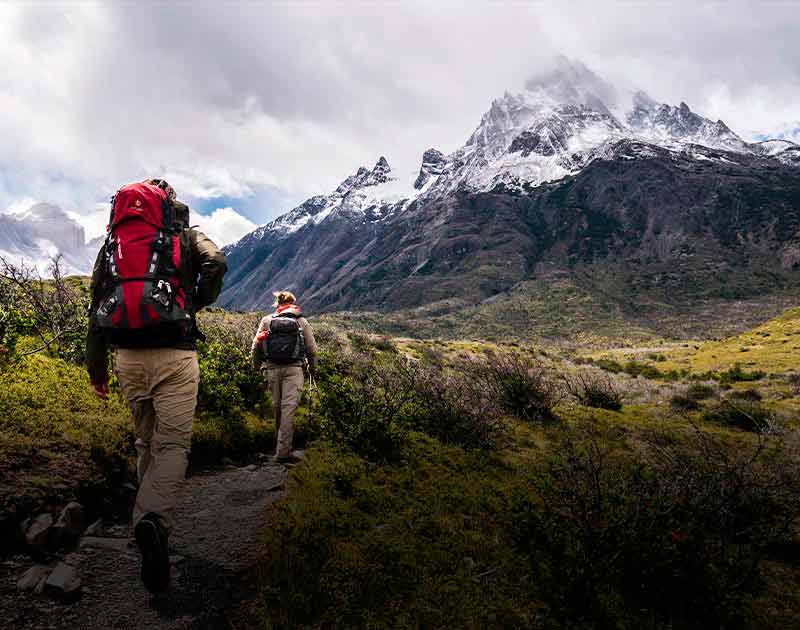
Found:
1,1 -> 798,245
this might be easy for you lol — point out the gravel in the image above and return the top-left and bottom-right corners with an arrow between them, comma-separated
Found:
0,461 -> 288,630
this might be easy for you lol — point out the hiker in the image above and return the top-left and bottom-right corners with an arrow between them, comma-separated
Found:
85,179 -> 227,593
251,291 -> 317,463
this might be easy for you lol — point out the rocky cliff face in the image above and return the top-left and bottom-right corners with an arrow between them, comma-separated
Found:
220,58 -> 800,318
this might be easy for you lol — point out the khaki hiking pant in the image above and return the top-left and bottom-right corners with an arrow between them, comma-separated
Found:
266,365 -> 304,458
115,348 -> 199,532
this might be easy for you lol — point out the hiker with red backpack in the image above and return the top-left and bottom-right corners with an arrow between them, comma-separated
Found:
86,179 -> 227,594
251,291 -> 317,464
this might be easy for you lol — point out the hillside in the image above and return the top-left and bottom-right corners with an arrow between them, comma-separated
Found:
219,59 -> 800,329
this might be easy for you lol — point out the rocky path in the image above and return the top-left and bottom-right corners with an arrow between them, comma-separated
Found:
2,460 -> 289,630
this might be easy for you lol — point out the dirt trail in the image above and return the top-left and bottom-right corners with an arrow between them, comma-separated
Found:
2,461 -> 288,630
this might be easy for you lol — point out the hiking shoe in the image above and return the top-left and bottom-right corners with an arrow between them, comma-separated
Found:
134,513 -> 170,593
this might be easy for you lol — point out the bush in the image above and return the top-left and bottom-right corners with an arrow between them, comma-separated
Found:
462,351 -> 560,422
729,387 -> 763,402
197,340 -> 267,420
595,358 -> 624,373
719,363 -> 766,384
409,363 -> 510,449
686,382 -> 716,401
512,423 -> 800,627
564,371 -> 623,411
314,352 -> 413,461
669,394 -> 700,411
0,257 -> 89,365
624,360 -> 663,379
787,372 -> 800,396
703,399 -> 781,433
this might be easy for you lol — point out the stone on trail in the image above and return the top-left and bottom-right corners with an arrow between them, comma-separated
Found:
51,502 -> 85,549
43,561 -> 82,601
243,464 -> 258,472
83,518 -> 103,537
22,513 -> 53,552
17,565 -> 51,591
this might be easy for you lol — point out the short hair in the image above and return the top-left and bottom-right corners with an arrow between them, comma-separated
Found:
273,291 -> 296,307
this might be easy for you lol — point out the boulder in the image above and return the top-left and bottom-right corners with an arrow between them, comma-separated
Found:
17,565 -> 51,591
50,502 -> 85,549
43,562 -> 82,601
21,513 -> 53,552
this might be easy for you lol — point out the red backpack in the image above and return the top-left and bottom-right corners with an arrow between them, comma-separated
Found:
94,183 -> 192,330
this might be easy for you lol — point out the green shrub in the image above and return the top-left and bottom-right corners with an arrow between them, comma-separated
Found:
197,340 -> 267,420
409,363 -> 510,449
686,382 -> 716,401
786,372 -> 800,395
0,353 -> 134,504
461,351 -> 560,422
595,358 -> 624,373
314,352 -> 412,461
729,388 -> 763,402
669,394 -> 700,411
512,423 -> 800,627
565,371 -> 624,411
624,360 -> 663,379
702,399 -> 780,433
719,363 -> 766,384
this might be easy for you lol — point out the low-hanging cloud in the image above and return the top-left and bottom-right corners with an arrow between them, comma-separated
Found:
192,207 -> 257,248
0,1 -> 798,227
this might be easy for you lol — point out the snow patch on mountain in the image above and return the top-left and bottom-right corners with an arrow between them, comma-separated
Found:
0,203 -> 94,274
230,57 -> 799,249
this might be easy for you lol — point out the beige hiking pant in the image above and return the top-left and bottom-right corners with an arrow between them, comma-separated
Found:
266,365 -> 304,458
115,348 -> 199,532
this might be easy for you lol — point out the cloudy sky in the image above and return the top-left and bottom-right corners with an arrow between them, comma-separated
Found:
1,1 -> 798,245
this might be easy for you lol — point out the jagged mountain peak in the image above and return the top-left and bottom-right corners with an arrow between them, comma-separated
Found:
523,56 -> 618,109
231,58 -> 799,255
335,156 -> 394,196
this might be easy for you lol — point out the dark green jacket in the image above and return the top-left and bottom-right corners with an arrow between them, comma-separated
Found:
86,201 -> 227,384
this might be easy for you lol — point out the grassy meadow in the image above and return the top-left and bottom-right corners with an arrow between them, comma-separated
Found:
1,270 -> 799,628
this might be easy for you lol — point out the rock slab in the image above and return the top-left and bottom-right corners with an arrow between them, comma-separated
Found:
22,513 -> 53,552
17,565 -> 51,591
43,562 -> 82,601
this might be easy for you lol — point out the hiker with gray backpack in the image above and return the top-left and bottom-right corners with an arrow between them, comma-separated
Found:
251,291 -> 317,463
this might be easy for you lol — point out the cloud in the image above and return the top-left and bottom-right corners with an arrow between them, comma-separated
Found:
0,1 -> 798,227
192,207 -> 257,247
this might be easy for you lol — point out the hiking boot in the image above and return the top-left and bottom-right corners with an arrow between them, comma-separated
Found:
134,513 -> 170,593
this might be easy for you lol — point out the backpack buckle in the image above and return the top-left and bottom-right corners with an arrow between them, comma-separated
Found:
151,280 -> 173,309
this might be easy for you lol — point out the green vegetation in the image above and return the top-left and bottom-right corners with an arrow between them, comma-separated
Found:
254,328 -> 800,629
3,261 -> 800,629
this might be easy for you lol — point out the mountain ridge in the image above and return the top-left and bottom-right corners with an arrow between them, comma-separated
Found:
220,59 -> 800,321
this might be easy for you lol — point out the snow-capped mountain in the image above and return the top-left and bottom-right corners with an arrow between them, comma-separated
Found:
0,203 -> 98,275
220,57 -> 800,314
234,58 -> 797,252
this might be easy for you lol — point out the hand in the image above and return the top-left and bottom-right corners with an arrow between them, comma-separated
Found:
92,381 -> 109,400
